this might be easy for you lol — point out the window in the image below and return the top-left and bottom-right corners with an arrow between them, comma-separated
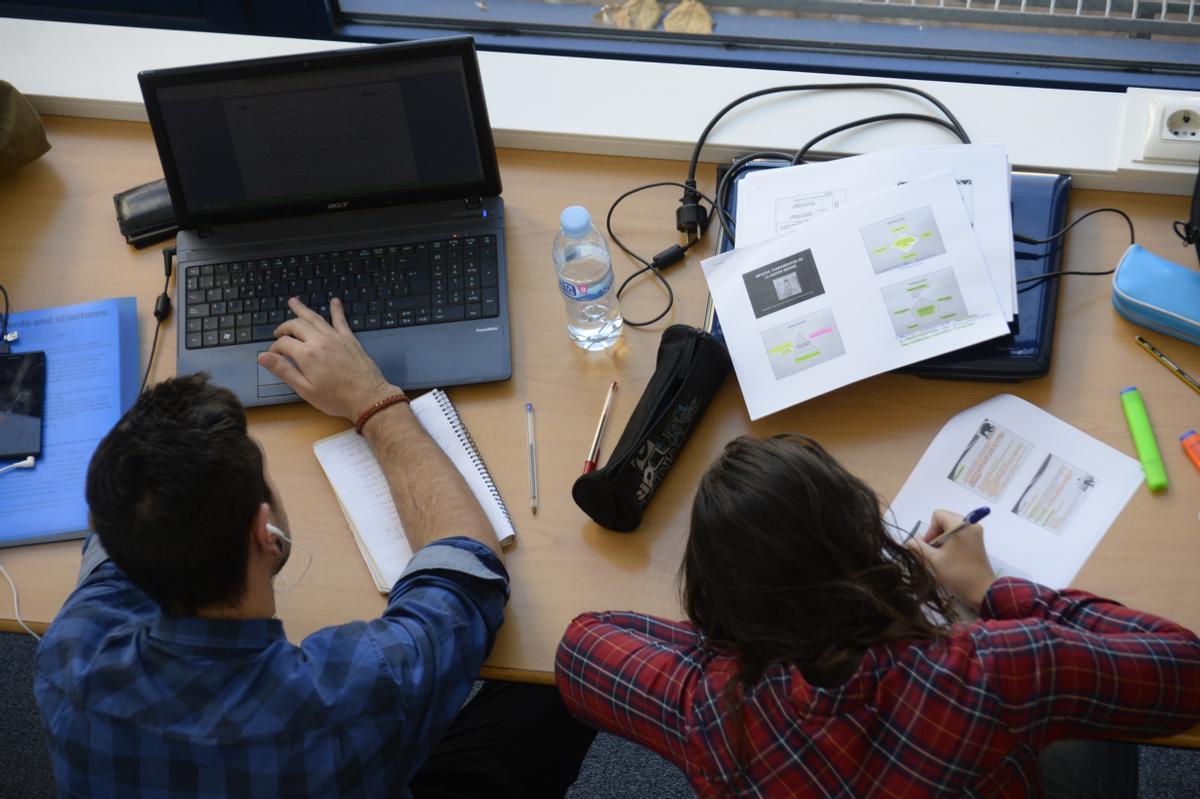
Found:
2,0 -> 1195,89
338,0 -> 1200,89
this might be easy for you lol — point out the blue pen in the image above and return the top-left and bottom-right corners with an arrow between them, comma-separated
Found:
927,506 -> 990,548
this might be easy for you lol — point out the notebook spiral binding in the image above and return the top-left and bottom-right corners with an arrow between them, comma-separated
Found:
432,390 -> 515,528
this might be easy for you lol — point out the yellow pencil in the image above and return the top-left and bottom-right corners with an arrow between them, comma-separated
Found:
1135,336 -> 1200,397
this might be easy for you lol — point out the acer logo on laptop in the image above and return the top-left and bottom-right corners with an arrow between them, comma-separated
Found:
327,201 -> 350,210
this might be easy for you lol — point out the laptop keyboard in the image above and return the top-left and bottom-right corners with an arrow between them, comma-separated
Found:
182,235 -> 499,349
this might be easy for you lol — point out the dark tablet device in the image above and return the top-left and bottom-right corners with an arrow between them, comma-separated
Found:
0,351 -> 46,460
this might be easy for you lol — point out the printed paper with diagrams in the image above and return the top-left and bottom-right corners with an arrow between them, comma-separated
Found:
882,267 -> 969,339
761,307 -> 846,380
701,172 -> 1009,420
734,144 -> 1015,320
889,394 -> 1142,588
860,206 -> 947,275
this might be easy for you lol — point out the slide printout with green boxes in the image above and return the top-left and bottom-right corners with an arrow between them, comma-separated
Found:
735,144 -> 1016,320
703,171 -> 1009,420
860,205 -> 947,274
882,266 -> 969,339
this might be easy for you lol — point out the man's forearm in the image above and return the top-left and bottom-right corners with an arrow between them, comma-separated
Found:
363,400 -> 502,560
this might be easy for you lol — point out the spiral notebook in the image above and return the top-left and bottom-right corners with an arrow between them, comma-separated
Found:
313,389 -> 515,593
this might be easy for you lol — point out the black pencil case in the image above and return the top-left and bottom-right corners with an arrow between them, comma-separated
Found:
572,324 -> 731,532
113,178 -> 178,248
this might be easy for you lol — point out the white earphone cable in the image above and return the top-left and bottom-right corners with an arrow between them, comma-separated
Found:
266,523 -> 313,594
0,562 -> 41,641
0,456 -> 36,476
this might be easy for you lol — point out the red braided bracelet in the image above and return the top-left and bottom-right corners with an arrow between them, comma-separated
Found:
355,393 -> 410,435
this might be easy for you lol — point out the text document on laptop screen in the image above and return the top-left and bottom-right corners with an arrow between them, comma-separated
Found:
153,57 -> 485,217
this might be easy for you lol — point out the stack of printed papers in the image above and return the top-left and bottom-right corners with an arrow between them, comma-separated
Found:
703,145 -> 1014,420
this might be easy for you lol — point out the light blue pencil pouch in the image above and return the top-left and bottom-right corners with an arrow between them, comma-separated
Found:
1111,244 -> 1200,346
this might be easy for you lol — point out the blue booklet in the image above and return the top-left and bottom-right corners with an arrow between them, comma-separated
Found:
0,297 -> 138,548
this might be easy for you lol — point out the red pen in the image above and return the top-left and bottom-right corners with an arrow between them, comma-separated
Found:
1182,430 -> 1200,474
583,380 -> 618,474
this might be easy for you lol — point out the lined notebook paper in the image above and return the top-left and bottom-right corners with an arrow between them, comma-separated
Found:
313,389 -> 515,593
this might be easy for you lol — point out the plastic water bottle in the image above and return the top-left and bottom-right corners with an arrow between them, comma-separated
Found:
552,206 -> 623,351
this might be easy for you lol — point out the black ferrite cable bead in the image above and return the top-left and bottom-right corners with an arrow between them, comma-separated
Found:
153,293 -> 171,322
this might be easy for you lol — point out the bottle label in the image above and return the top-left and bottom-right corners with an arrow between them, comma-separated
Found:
559,269 -> 613,302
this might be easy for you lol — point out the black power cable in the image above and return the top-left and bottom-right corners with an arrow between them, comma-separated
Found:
140,246 -> 175,394
607,182 -> 721,327
674,82 -> 971,243
1172,153 -> 1200,265
791,113 -> 965,167
0,283 -> 9,355
1014,208 -> 1135,293
712,115 -> 970,246
608,83 -> 973,326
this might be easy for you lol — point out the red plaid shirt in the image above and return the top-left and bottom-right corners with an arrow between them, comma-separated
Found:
556,577 -> 1200,798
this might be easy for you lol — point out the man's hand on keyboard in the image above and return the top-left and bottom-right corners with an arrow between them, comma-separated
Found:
258,297 -> 401,422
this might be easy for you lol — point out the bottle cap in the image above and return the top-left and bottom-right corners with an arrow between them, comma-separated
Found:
560,206 -> 591,237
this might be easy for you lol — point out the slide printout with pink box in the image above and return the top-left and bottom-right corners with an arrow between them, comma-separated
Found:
702,172 -> 1008,420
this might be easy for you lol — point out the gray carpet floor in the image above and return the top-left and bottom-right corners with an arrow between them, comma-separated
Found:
3,632 -> 1197,798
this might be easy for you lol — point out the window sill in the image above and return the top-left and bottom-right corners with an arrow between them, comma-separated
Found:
0,17 -> 1195,196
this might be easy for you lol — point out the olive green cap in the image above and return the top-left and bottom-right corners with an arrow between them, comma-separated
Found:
0,80 -> 51,175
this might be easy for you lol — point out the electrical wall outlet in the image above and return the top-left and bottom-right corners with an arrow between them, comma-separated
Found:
1142,95 -> 1200,164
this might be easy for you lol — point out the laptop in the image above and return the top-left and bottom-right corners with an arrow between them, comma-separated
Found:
139,37 -> 511,406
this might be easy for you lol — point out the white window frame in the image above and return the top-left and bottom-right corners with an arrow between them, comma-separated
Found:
0,17 -> 1195,195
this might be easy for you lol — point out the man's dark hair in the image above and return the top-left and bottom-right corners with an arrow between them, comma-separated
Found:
86,374 -> 269,616
682,434 -> 954,689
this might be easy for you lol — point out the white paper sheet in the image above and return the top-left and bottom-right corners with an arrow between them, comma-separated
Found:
888,394 -> 1143,588
703,172 -> 1010,420
734,144 -> 1016,320
313,389 -> 515,593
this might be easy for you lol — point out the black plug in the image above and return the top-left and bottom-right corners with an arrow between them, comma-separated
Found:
675,181 -> 708,243
155,246 -> 176,322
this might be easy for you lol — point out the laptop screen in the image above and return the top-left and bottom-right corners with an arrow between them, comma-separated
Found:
140,39 -> 501,228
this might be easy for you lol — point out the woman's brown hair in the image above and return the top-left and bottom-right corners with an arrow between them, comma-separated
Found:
681,433 -> 954,692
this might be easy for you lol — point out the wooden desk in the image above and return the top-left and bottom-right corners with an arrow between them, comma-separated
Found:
3,117 -> 1199,743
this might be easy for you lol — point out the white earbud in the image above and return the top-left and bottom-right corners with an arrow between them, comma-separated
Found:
266,522 -> 290,547
266,523 -> 312,593
0,456 -> 36,476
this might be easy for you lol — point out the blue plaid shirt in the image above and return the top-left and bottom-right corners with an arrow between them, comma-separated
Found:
35,534 -> 509,798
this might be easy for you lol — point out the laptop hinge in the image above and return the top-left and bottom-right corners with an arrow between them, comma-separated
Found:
464,197 -> 483,210
197,225 -> 215,238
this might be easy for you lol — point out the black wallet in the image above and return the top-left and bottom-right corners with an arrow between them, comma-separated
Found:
572,325 -> 732,532
113,178 -> 178,248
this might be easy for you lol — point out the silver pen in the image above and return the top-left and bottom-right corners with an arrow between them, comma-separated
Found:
526,403 -> 538,515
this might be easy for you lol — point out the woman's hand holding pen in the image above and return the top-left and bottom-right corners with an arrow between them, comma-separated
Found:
907,509 -> 996,611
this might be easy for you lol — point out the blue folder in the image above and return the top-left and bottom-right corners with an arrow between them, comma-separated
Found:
0,297 -> 139,548
716,163 -> 1071,381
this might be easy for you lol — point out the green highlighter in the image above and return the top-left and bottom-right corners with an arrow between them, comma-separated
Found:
1120,386 -> 1168,491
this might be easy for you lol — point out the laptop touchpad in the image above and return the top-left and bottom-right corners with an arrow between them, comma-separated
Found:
256,352 -> 298,399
